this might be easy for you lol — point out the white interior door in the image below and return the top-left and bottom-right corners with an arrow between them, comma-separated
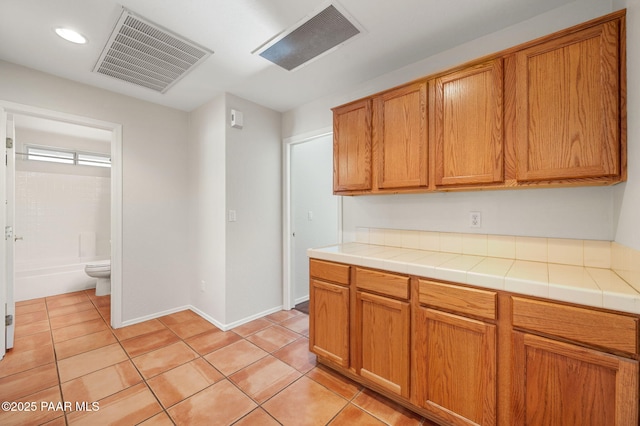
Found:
4,113 -> 15,350
291,134 -> 339,304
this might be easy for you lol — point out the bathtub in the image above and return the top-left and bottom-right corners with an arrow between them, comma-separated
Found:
15,259 -> 109,301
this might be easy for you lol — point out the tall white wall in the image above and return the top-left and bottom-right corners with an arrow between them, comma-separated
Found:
187,94 -> 227,323
187,93 -> 282,327
282,0 -> 624,244
225,94 -> 282,325
613,0 -> 640,250
0,60 -> 191,322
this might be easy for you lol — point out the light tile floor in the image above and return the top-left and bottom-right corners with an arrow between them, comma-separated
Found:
0,290 -> 437,425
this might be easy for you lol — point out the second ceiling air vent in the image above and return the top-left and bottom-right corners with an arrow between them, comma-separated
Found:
254,4 -> 363,71
93,8 -> 213,93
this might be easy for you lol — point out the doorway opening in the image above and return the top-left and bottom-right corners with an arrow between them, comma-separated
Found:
282,128 -> 341,310
1,101 -> 123,359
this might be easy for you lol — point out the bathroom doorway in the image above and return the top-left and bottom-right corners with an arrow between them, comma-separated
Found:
13,114 -> 111,299
0,101 -> 122,357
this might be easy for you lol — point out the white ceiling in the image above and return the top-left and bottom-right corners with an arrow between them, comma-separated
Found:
0,0 -> 575,113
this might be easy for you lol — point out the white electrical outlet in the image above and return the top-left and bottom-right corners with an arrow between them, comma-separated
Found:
200,280 -> 206,292
469,211 -> 482,228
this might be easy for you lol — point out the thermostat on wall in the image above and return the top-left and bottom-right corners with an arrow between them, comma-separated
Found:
231,109 -> 243,129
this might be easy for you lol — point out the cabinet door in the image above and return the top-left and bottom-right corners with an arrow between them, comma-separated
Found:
512,332 -> 639,426
416,307 -> 496,426
434,59 -> 504,187
357,291 -> 410,397
514,21 -> 621,181
333,99 -> 372,192
374,82 -> 428,189
309,279 -> 350,367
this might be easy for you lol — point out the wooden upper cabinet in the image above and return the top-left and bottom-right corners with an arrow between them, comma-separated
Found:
374,82 -> 428,189
333,99 -> 372,192
331,11 -> 625,194
433,59 -> 504,187
513,20 -> 622,182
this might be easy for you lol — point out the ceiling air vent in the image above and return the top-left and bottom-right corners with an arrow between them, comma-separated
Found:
93,8 -> 213,93
254,3 -> 363,71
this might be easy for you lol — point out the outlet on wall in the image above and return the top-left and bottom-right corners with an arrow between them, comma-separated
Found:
469,211 -> 482,228
200,280 -> 206,292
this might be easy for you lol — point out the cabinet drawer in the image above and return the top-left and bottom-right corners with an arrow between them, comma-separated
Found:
419,279 -> 497,320
309,260 -> 350,286
355,267 -> 409,300
512,297 -> 639,355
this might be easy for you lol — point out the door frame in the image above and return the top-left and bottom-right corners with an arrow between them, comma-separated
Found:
282,127 -> 342,310
0,100 -> 124,328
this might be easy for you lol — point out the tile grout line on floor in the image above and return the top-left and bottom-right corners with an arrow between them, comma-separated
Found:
2,290 -> 430,425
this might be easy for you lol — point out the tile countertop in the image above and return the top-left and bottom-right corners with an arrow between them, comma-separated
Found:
307,242 -> 640,316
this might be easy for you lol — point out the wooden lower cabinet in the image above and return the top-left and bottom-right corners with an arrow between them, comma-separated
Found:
309,260 -> 640,426
415,307 -> 497,426
309,278 -> 350,367
356,290 -> 411,398
512,331 -> 639,426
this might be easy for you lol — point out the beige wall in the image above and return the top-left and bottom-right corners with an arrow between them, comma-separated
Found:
187,93 -> 283,328
0,60 -> 192,323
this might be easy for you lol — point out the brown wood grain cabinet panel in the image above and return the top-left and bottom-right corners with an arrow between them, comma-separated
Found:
419,279 -> 497,320
309,259 -> 350,286
514,21 -> 621,182
333,99 -> 372,192
374,82 -> 428,189
416,307 -> 497,426
511,332 -> 639,426
357,291 -> 411,398
512,296 -> 638,355
309,279 -> 350,367
433,59 -> 504,187
355,267 -> 410,300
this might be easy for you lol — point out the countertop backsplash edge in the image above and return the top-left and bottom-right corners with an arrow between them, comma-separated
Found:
307,227 -> 640,315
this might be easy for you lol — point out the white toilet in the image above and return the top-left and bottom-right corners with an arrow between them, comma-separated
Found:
85,260 -> 111,296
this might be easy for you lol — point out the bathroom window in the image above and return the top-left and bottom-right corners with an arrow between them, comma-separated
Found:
26,146 -> 75,164
77,152 -> 111,168
26,146 -> 111,168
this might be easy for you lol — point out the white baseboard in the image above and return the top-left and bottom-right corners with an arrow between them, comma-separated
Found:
222,305 -> 284,331
117,304 -> 288,332
294,295 -> 309,305
188,305 -> 227,331
118,305 -> 192,328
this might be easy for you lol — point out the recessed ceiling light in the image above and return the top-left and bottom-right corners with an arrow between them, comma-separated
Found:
55,27 -> 87,44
